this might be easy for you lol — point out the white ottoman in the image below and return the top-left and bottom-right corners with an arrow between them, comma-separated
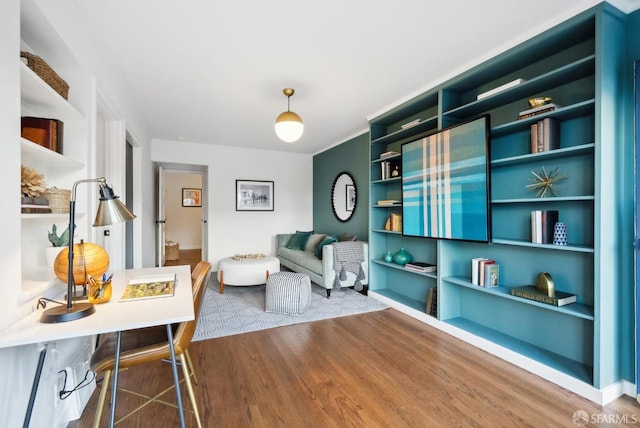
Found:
265,272 -> 311,315
217,255 -> 280,294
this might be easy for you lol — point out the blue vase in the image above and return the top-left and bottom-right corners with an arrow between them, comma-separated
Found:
384,251 -> 393,263
393,248 -> 413,265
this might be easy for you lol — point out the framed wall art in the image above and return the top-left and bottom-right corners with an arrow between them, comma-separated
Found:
182,188 -> 202,207
236,180 -> 274,211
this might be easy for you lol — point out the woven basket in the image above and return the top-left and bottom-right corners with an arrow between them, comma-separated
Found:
43,187 -> 71,213
20,51 -> 69,100
165,242 -> 179,260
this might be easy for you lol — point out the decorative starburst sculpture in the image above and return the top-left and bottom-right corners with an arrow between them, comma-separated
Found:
526,166 -> 567,197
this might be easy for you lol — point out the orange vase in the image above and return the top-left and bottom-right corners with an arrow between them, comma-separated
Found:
54,242 -> 109,285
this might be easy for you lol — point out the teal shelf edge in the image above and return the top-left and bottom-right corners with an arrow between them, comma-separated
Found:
489,239 -> 594,253
491,143 -> 595,168
371,259 -> 438,279
444,317 -> 593,384
490,100 -> 595,138
492,195 -> 594,204
442,275 -> 594,320
442,55 -> 595,118
370,115 -> 438,146
369,288 -> 427,313
370,229 -> 402,235
371,177 -> 402,184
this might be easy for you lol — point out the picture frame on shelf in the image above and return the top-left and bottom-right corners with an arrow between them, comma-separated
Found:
182,188 -> 201,207
236,180 -> 274,211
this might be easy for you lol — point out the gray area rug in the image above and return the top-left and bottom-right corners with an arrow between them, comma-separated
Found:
193,281 -> 388,341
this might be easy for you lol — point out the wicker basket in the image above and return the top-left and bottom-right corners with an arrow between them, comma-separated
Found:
165,242 -> 179,260
43,187 -> 71,213
20,51 -> 69,100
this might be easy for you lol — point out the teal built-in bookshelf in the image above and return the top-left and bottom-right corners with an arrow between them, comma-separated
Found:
367,2 -> 634,404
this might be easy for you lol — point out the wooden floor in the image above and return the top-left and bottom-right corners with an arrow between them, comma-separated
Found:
163,249 -> 201,271
69,298 -> 640,427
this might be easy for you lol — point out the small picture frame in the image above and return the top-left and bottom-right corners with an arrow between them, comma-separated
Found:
182,188 -> 202,207
236,180 -> 274,211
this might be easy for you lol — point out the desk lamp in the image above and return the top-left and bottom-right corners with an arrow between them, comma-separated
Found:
40,178 -> 135,323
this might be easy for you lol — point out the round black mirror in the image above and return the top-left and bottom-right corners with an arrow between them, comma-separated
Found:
331,172 -> 356,222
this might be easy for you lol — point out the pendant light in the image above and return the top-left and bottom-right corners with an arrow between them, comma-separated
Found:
274,88 -> 304,143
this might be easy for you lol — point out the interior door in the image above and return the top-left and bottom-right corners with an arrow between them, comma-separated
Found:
156,165 -> 166,266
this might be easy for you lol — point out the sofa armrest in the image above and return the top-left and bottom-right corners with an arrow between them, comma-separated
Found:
276,233 -> 294,249
321,242 -> 368,290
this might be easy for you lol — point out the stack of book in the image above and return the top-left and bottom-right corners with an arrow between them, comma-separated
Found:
380,159 -> 400,180
384,213 -> 402,232
405,261 -> 436,273
471,257 -> 499,287
21,196 -> 51,214
530,117 -> 560,153
518,103 -> 560,120
21,117 -> 64,154
377,199 -> 400,206
531,210 -> 558,244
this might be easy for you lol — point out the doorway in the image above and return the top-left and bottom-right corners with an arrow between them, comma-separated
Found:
156,163 -> 208,269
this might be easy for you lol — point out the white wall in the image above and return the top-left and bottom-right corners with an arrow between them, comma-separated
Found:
152,140 -> 313,268
164,171 -> 202,249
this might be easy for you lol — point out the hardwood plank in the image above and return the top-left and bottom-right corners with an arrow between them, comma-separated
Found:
68,308 -> 640,427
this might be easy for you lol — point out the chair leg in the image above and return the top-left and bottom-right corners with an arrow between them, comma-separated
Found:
184,349 -> 198,385
93,370 -> 111,428
180,354 -> 202,428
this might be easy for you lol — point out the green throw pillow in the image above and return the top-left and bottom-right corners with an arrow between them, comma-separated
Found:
286,230 -> 313,250
315,235 -> 338,259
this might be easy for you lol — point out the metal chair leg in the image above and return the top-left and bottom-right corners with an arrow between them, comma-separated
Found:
184,349 -> 198,385
93,370 -> 111,428
179,354 -> 202,428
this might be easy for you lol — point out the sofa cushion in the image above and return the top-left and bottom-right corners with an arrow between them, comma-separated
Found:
338,233 -> 357,242
286,230 -> 313,250
277,246 -> 323,275
315,235 -> 338,259
305,233 -> 326,252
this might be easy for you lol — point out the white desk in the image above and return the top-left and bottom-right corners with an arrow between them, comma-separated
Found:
0,265 -> 194,428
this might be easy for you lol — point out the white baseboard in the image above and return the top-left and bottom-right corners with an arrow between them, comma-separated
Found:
369,291 -> 635,405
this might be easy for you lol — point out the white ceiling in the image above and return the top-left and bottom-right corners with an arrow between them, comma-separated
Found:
74,0 -> 640,154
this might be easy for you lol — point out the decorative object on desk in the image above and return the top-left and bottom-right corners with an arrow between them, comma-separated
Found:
236,179 -> 274,211
181,188 -> 201,207
384,250 -> 393,263
21,165 -> 46,197
509,272 -> 576,306
54,240 -> 109,288
40,177 -> 136,323
42,187 -> 71,213
45,224 -> 69,267
526,166 -> 567,197
120,274 -> 176,301
274,88 -> 304,143
392,248 -> 413,265
553,222 -> 568,246
531,210 -> 558,244
88,277 -> 112,304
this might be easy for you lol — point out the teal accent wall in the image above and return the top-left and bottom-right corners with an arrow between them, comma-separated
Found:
313,132 -> 369,240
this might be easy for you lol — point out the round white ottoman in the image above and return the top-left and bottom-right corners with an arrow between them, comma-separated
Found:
217,256 -> 280,294
265,272 -> 311,315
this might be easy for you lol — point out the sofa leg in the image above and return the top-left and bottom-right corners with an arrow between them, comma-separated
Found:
326,289 -> 331,298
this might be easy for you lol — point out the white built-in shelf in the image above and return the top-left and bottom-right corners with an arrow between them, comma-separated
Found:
21,138 -> 84,169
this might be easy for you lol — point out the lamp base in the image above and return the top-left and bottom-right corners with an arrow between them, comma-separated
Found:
39,302 -> 95,323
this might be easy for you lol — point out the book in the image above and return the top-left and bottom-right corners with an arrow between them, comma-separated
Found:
477,78 -> 526,100
428,287 -> 438,316
120,274 -> 176,301
531,118 -> 560,153
405,262 -> 437,273
380,151 -> 399,159
390,213 -> 402,232
478,259 -> 496,286
509,285 -> 576,306
471,257 -> 487,285
518,103 -> 559,120
484,264 -> 499,287
377,199 -> 400,205
400,118 -> 422,129
531,210 -> 558,244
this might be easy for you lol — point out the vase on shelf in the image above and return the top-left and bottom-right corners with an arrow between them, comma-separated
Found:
384,251 -> 393,263
553,222 -> 568,246
393,248 -> 413,265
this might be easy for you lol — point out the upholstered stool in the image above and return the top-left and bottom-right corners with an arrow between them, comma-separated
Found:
217,255 -> 280,294
265,272 -> 312,315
